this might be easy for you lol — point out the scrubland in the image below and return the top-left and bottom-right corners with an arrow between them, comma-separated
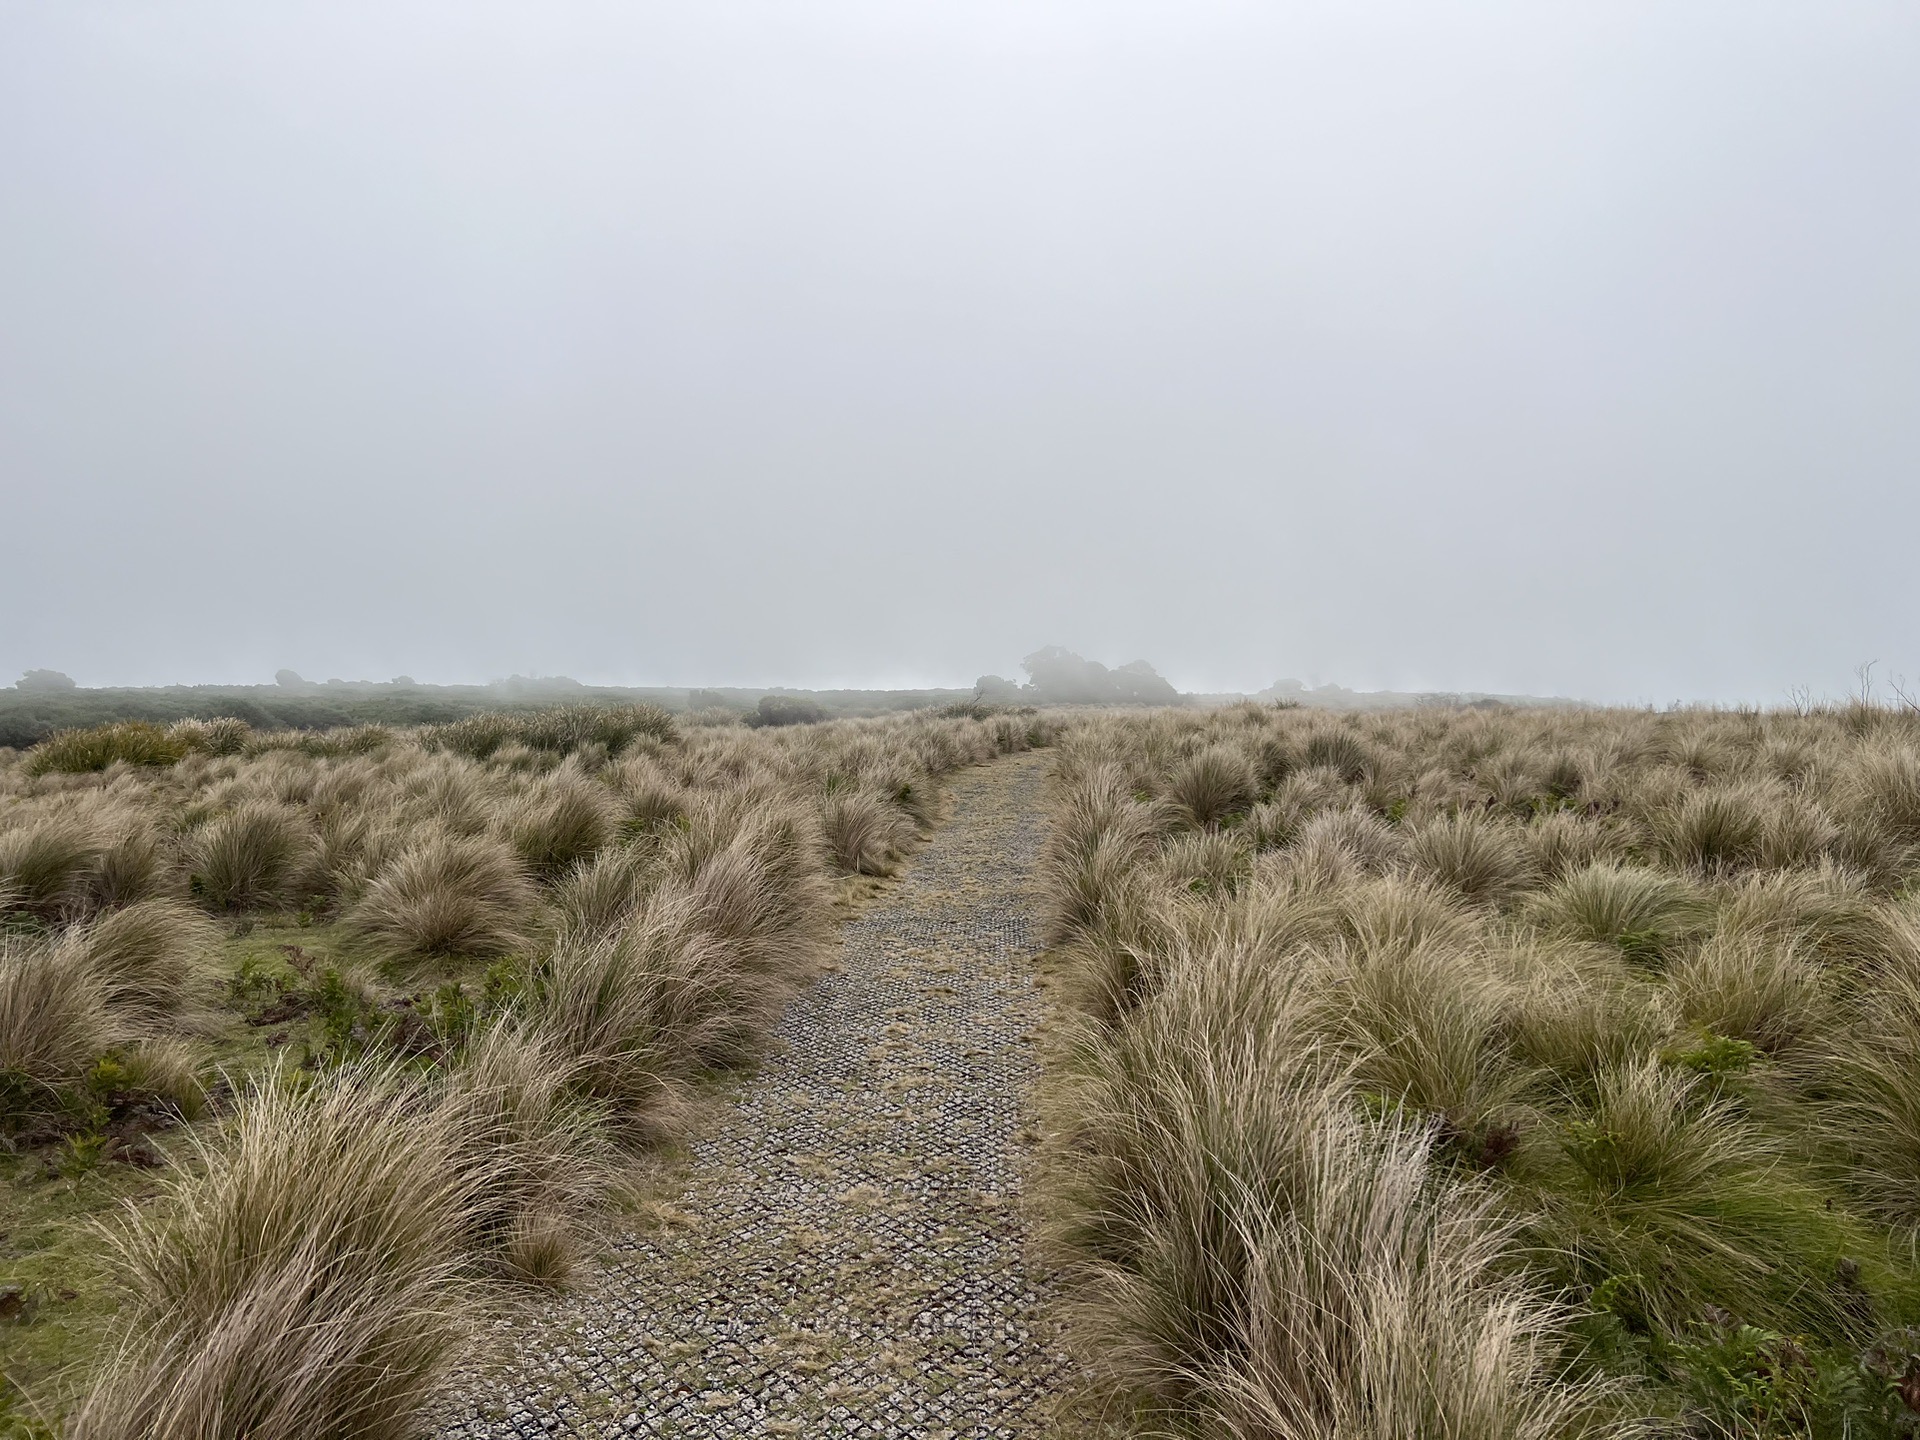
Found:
0,703 -> 1046,1436
1039,701 -> 1920,1438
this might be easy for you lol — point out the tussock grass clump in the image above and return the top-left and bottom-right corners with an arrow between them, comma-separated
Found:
1534,1060 -> 1871,1343
1040,765 -> 1168,947
1292,805 -> 1404,875
1327,938 -> 1524,1148
499,767 -> 617,877
439,1028 -> 609,1285
349,832 -> 536,961
244,723 -> 395,760
667,801 -> 835,991
167,716 -> 252,757
523,906 -> 727,1138
90,819 -> 168,910
71,899 -> 218,1027
0,939 -> 120,1127
1523,807 -> 1631,878
1714,866 -> 1897,972
550,845 -> 657,943
1154,829 -> 1251,898
1399,809 -> 1536,906
1300,726 -> 1377,783
607,762 -> 689,836
1198,1117 -> 1610,1440
1509,950 -> 1673,1095
1334,875 -> 1477,961
73,1065 -> 477,1440
1836,743 -> 1920,848
1828,956 -> 1920,1224
1646,782 -> 1773,874
1242,796 -> 1307,851
187,801 -> 314,911
0,810 -> 102,919
1165,745 -> 1255,828
1051,947 -> 1611,1437
1756,791 -> 1842,868
1665,930 -> 1831,1058
819,789 -> 917,875
1056,876 -> 1178,1029
1528,862 -> 1709,963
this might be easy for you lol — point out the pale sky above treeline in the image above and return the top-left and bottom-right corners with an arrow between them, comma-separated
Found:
3,2 -> 1915,705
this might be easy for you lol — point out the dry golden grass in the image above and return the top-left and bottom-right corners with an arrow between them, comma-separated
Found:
0,702 -> 1050,1433
348,830 -> 537,961
1038,702 -> 1920,1436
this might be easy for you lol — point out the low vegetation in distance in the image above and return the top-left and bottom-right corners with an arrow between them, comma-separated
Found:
0,701 -> 1050,1435
1,649 -> 1581,753
0,674 -> 972,753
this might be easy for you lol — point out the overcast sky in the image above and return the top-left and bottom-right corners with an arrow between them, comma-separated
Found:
3,2 -> 1915,703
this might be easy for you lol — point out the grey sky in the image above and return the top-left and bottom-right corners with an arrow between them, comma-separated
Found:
3,2 -> 1915,704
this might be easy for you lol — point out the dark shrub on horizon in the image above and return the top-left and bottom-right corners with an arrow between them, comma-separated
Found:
746,696 -> 829,728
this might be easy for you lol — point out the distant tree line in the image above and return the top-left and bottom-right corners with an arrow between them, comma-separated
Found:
975,647 -> 1180,706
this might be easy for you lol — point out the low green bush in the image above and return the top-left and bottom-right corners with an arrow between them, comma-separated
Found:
24,723 -> 187,776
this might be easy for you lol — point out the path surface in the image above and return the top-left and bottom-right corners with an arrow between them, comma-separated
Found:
440,752 -> 1069,1439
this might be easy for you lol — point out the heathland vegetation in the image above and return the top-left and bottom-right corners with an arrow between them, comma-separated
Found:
0,702 -> 1046,1435
0,675 -> 977,751
1040,701 -> 1920,1437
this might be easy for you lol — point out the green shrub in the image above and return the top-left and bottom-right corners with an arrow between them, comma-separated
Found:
427,705 -> 677,759
1530,1059 -> 1879,1343
744,695 -> 828,728
24,722 -> 187,776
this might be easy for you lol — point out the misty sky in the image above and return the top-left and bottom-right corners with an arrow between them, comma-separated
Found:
3,2 -> 1916,704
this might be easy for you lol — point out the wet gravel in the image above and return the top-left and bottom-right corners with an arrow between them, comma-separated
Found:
438,753 -> 1070,1439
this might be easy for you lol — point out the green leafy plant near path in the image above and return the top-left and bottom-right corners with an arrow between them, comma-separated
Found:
0,705 -> 1050,1435
1039,702 -> 1920,1437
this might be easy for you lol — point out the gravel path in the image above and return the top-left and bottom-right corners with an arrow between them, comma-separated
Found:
440,752 -> 1070,1439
